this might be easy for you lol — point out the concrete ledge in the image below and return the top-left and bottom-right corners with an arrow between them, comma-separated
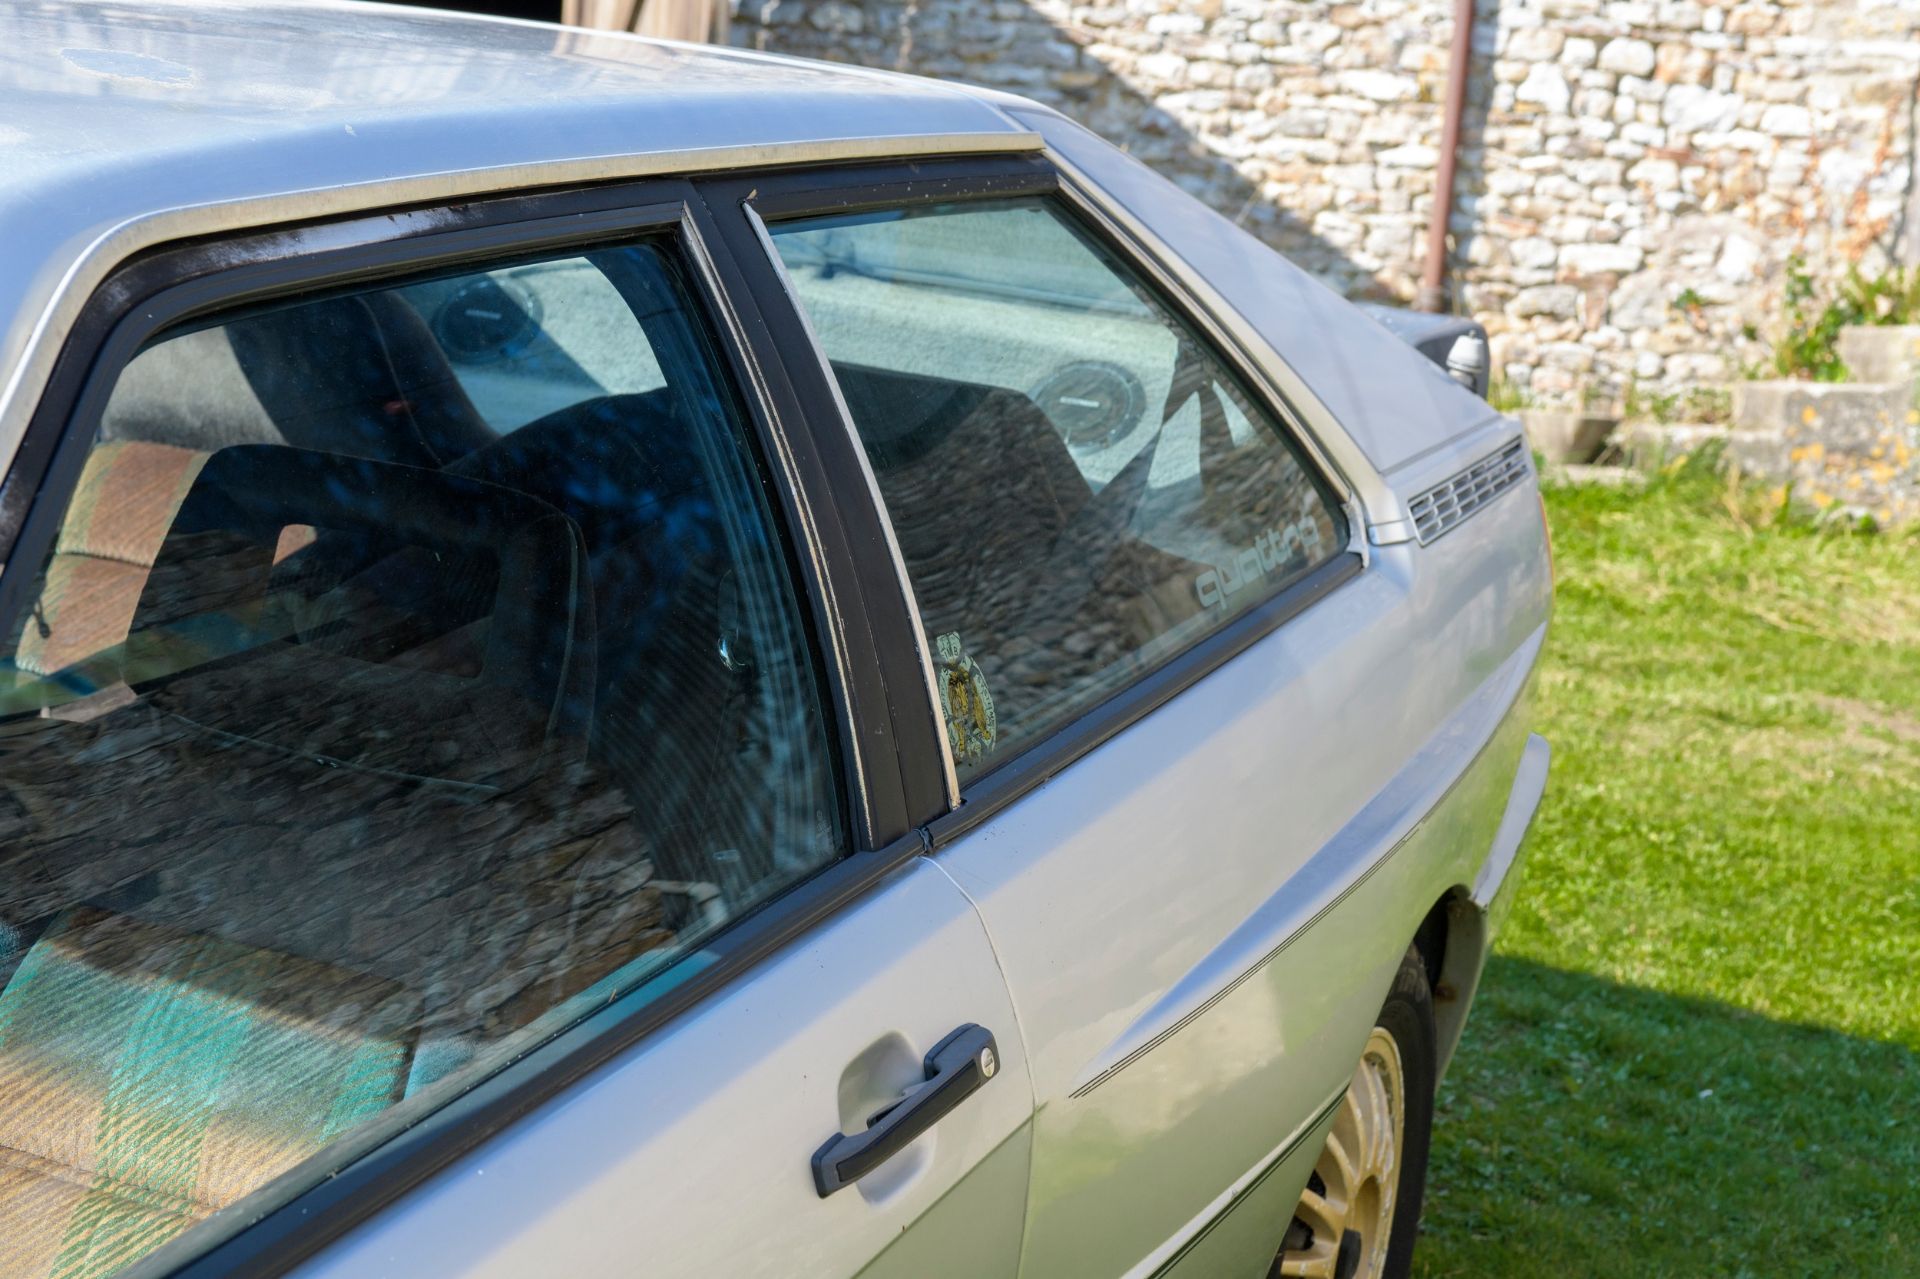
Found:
1837,325 -> 1920,385
1520,409 -> 1617,464
1732,378 -> 1912,438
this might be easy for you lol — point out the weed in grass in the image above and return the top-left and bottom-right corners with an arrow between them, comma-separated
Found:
1490,377 -> 1534,415
1765,256 -> 1920,383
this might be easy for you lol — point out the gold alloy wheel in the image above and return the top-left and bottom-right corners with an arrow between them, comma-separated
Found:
1278,1026 -> 1408,1279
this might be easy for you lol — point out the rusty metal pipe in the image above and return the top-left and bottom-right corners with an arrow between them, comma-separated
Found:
1416,0 -> 1475,312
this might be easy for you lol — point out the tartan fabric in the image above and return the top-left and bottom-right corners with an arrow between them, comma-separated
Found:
0,908 -> 417,1279
13,559 -> 151,681
52,441 -> 206,566
17,442 -> 206,679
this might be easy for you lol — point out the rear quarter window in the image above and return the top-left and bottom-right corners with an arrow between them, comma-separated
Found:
770,197 -> 1346,780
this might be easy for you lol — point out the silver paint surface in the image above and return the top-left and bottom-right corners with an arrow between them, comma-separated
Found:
284,861 -> 1035,1278
3,5 -> 1553,1272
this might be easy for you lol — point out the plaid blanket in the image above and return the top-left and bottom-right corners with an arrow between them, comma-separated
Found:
0,908 -> 416,1279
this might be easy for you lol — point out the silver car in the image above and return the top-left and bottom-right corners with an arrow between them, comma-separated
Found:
0,4 -> 1550,1278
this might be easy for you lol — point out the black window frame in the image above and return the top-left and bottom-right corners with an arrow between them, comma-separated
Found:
0,176 -> 934,1279
710,155 -> 1365,842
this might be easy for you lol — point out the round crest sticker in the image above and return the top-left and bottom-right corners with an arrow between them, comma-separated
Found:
935,631 -> 997,764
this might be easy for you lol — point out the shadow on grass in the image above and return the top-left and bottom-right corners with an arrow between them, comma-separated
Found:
1417,955 -> 1919,1276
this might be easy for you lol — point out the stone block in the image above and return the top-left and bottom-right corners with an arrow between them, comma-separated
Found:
1339,69 -> 1416,102
805,0 -> 864,33
1512,236 -> 1560,269
1376,142 -> 1438,167
1598,38 -> 1658,75
1512,284 -> 1583,318
1714,235 -> 1761,283
1626,156 -> 1680,189
1136,52 -> 1188,82
1733,380 -> 1915,453
1523,409 -> 1619,463
1758,103 -> 1812,137
1507,27 -> 1567,59
1516,64 -> 1572,112
1562,242 -> 1646,274
1288,19 -> 1341,51
1836,326 -> 1920,385
1662,85 -> 1743,134
1541,340 -> 1597,371
1725,4 -> 1777,36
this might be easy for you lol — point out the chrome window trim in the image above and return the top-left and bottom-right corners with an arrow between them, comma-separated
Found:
743,204 -> 963,813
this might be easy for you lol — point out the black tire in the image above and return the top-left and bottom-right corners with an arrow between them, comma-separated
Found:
1376,944 -> 1437,1278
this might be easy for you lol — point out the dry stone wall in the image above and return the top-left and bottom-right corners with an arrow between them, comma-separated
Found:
733,0 -> 1920,404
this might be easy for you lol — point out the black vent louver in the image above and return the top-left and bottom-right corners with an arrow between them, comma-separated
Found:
1407,440 -> 1529,545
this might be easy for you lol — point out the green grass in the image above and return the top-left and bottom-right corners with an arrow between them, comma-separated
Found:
1413,462 -> 1920,1276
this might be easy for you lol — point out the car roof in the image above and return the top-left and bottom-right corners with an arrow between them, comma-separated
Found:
0,0 -> 1038,453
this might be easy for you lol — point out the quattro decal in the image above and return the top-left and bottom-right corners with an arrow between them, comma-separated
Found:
1193,518 -> 1326,610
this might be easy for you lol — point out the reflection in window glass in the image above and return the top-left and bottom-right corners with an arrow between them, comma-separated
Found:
0,240 -> 841,1275
772,199 -> 1345,781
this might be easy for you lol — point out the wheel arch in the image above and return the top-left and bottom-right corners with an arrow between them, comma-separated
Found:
1413,887 -> 1489,1086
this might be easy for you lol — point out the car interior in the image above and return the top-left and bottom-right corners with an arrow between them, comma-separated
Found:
0,218 -> 1334,1269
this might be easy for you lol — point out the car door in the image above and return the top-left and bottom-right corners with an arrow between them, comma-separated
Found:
0,183 -> 1030,1279
731,155 -> 1433,1278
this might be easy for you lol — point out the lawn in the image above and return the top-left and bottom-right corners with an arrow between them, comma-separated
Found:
1413,463 -> 1920,1275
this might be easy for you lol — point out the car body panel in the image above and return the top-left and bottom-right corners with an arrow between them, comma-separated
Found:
280,860 -> 1035,1279
1436,728 -> 1551,1079
927,479 -> 1547,1275
1154,1099 -> 1339,1278
854,1120 -> 1033,1279
0,7 -> 1553,1275
1067,625 -> 1544,1105
844,98 -> 1552,1275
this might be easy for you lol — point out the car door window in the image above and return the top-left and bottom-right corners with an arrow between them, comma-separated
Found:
768,199 -> 1345,780
0,236 -> 842,1276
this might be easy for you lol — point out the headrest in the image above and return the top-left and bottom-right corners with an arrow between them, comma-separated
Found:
447,390 -> 699,553
13,441 -> 209,683
226,292 -> 496,469
100,327 -> 282,452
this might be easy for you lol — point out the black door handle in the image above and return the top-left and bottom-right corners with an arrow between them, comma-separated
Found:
812,1024 -> 999,1197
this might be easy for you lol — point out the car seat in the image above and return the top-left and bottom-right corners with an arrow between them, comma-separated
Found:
446,390 -> 773,888
832,362 -> 1203,754
0,906 -> 418,1279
